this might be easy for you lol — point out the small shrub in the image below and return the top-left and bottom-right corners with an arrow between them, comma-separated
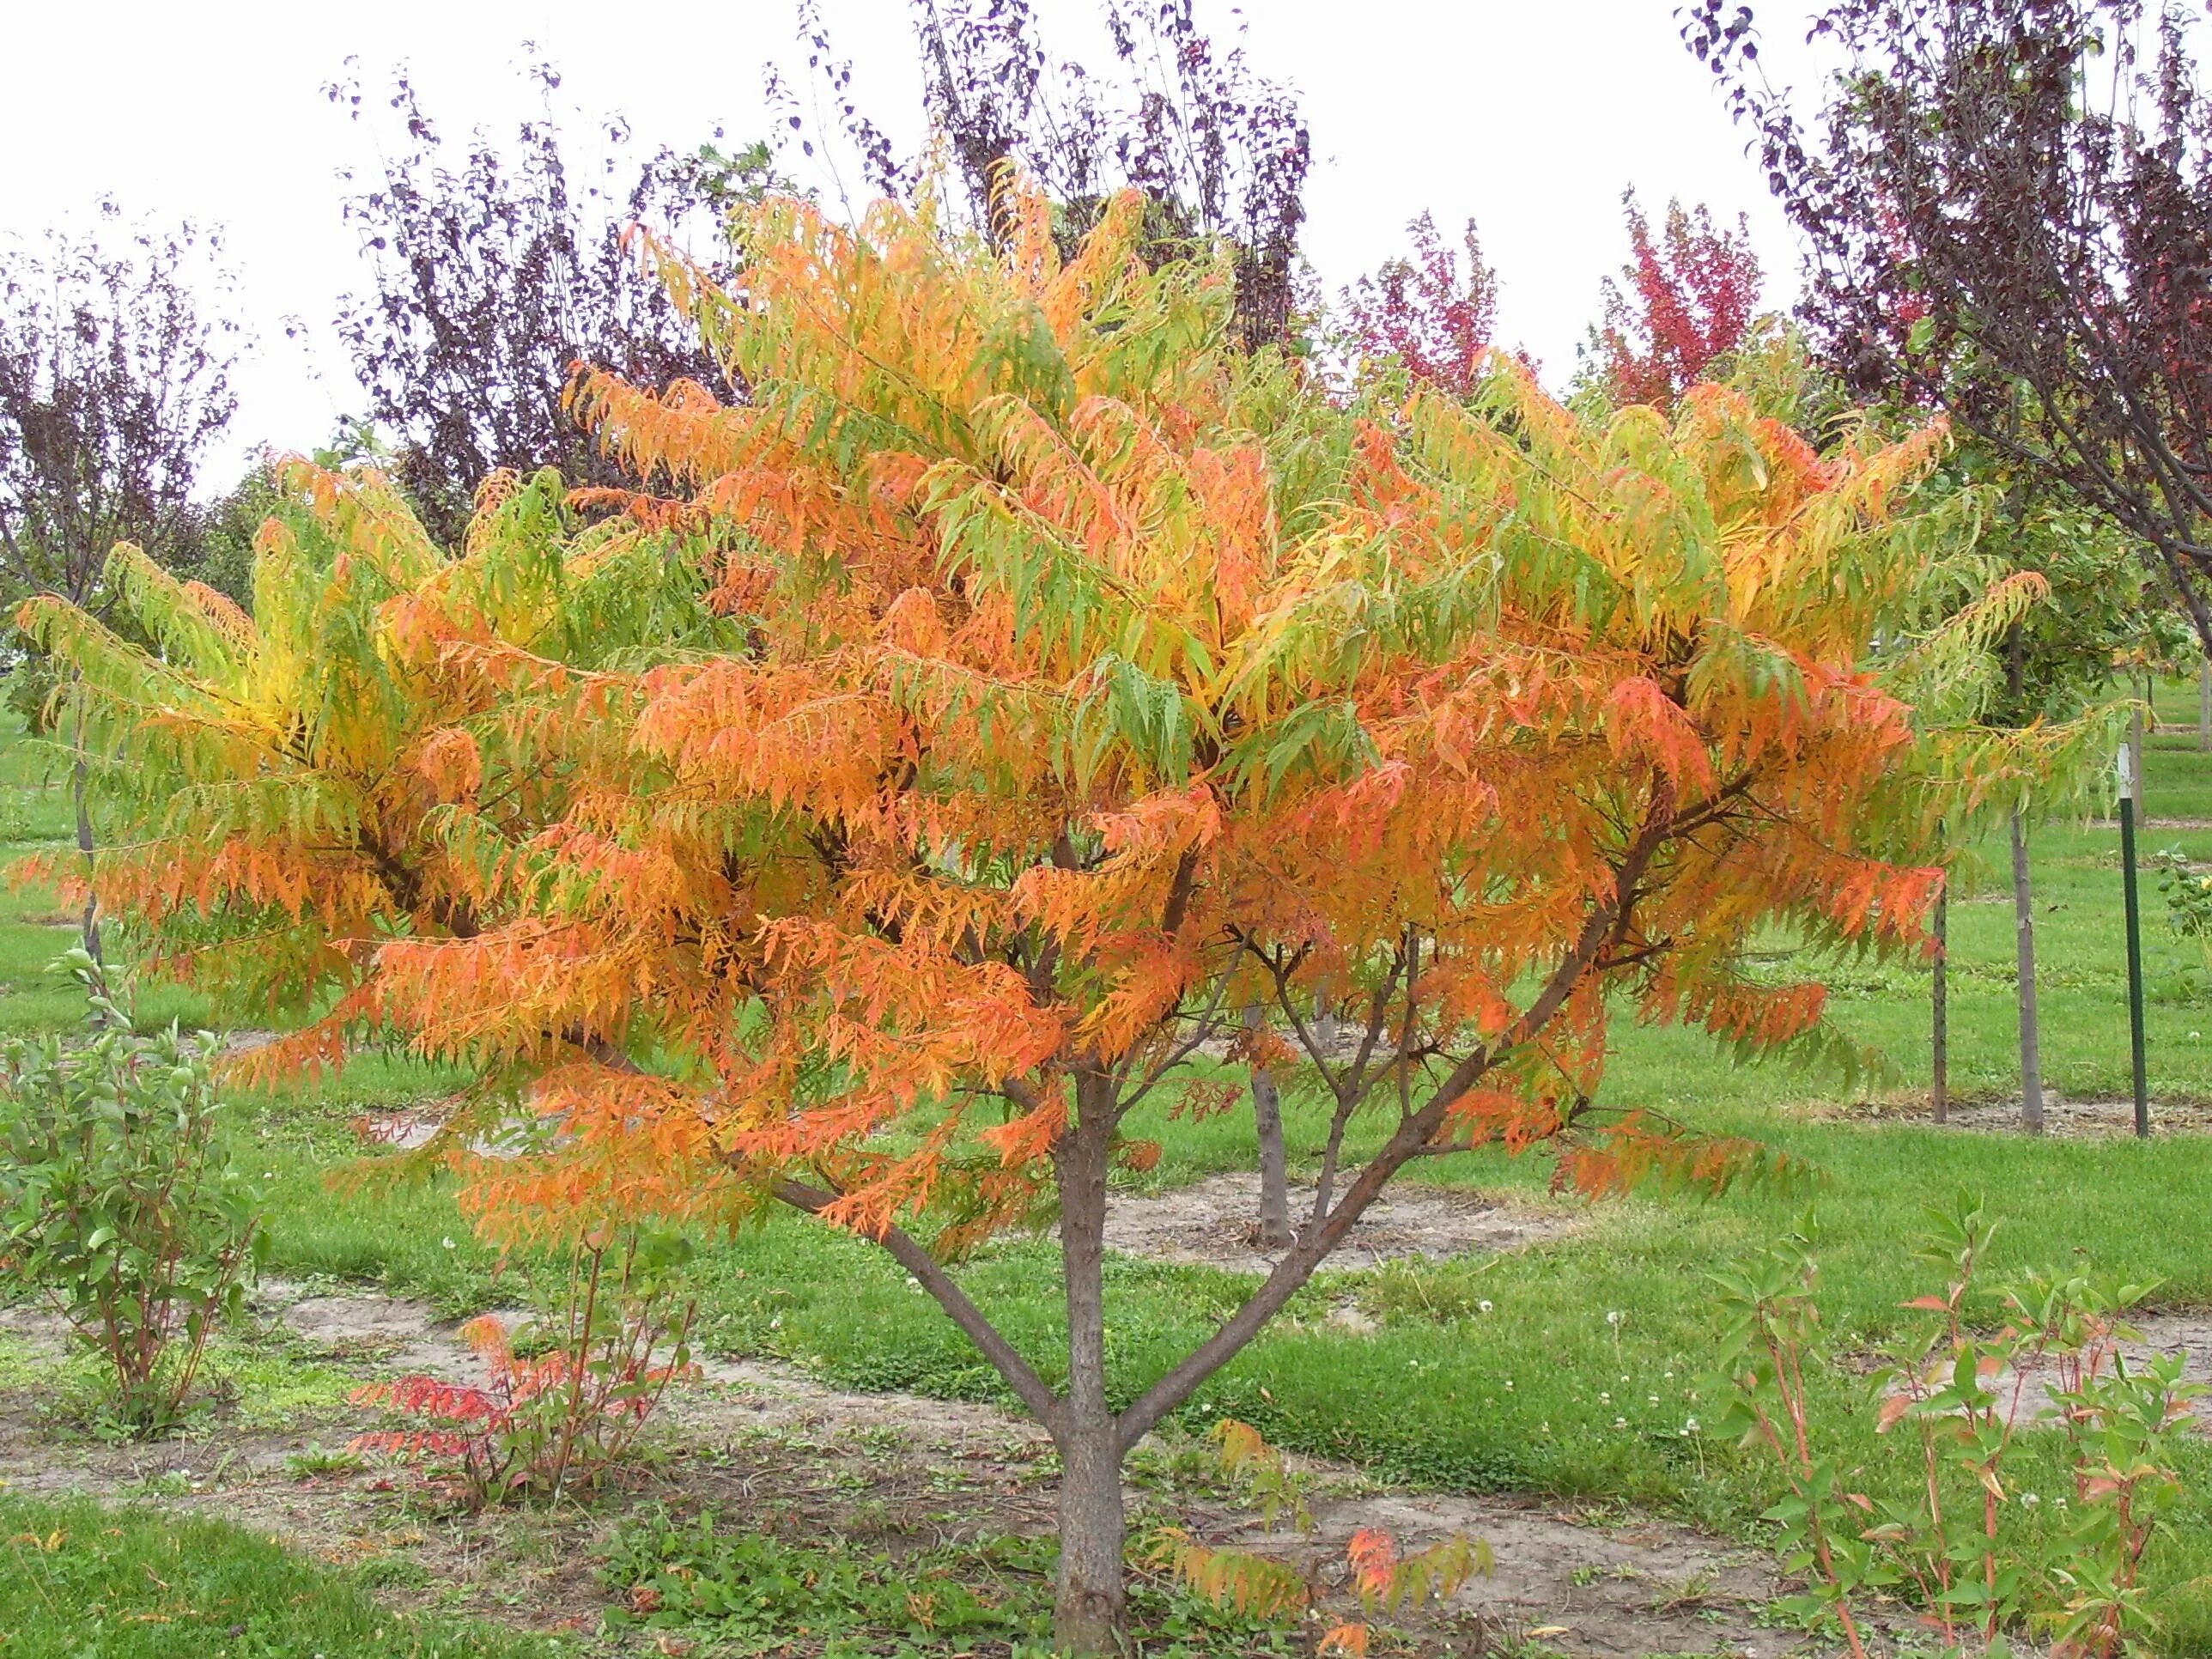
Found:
350,1224 -> 697,1504
2155,847 -> 2212,963
1153,1417 -> 1488,1656
1709,1196 -> 2202,1658
0,950 -> 264,1433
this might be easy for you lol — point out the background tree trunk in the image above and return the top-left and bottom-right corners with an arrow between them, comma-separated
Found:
2133,674 -> 2148,815
1312,982 -> 1338,1051
2011,804 -> 2045,1133
1053,1078 -> 1127,1654
1931,876 -> 1948,1124
1243,1003 -> 1292,1251
69,675 -> 102,973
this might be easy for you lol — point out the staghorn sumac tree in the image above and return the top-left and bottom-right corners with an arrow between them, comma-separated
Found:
52,193 -> 2017,1653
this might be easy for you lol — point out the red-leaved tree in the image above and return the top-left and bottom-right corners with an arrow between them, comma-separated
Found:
1340,212 -> 1499,397
1591,192 -> 1763,408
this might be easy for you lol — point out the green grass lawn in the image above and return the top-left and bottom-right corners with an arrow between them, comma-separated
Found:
0,1494 -> 560,1658
9,687 -> 2212,1651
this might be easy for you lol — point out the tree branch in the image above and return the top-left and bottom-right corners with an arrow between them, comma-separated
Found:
774,1177 -> 1067,1434
1115,784 -> 1680,1450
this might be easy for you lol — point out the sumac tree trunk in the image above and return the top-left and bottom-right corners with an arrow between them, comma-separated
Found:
1054,1426 -> 1129,1655
1053,1073 -> 1127,1654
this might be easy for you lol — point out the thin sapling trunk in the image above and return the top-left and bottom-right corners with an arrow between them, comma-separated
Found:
2011,803 -> 2045,1133
1931,872 -> 1948,1124
70,674 -> 103,972
1243,1002 -> 1291,1251
2006,629 -> 2043,1133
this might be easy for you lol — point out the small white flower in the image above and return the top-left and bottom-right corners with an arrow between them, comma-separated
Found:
441,1236 -> 456,1250
1613,1416 -> 1628,1429
2022,1492 -> 2040,1507
1685,1416 -> 1699,1432
1648,1395 -> 1661,1407
1477,1299 -> 1493,1315
1607,1310 -> 1622,1327
1503,1380 -> 1513,1390
769,1315 -> 782,1329
1599,1392 -> 1611,1403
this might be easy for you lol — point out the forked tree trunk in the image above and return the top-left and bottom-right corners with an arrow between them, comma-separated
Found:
1054,1075 -> 1127,1654
2011,804 -> 2045,1133
1243,1002 -> 1292,1251
1931,875 -> 1948,1124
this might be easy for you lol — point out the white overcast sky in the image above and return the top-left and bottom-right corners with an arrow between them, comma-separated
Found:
0,0 -> 1824,484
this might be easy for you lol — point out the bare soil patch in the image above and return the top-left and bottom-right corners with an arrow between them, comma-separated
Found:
1829,1093 -> 2212,1138
0,1285 -> 1802,1656
1218,1490 -> 1790,1658
1085,1174 -> 1587,1273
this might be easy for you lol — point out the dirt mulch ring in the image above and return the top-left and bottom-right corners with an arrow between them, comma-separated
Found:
1079,1174 -> 1587,1273
0,1285 -> 1811,1656
1821,1093 -> 2212,1138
